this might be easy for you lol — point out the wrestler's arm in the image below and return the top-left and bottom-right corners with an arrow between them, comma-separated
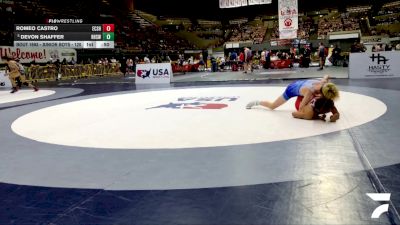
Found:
321,74 -> 330,83
292,111 -> 306,119
299,88 -> 313,110
4,65 -> 10,76
292,105 -> 314,120
329,106 -> 340,122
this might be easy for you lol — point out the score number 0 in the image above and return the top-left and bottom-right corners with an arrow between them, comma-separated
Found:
102,24 -> 114,32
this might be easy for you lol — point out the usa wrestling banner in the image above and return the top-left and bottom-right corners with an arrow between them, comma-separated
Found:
278,0 -> 298,39
135,63 -> 173,84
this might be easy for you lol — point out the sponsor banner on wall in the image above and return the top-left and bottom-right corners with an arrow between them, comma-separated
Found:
0,70 -> 12,88
219,0 -> 232,8
229,0 -> 236,8
135,63 -> 173,84
249,0 -> 272,5
234,0 -> 242,7
361,35 -> 383,43
220,0 -> 270,8
278,0 -> 298,39
0,46 -> 77,64
219,0 -> 224,8
278,0 -> 298,30
271,39 -> 293,47
349,52 -> 400,79
248,0 -> 260,5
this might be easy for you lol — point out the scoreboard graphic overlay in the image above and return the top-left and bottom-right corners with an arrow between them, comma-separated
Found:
14,24 -> 115,49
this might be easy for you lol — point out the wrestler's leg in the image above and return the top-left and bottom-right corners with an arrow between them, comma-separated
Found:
246,82 -> 296,110
259,96 -> 287,110
20,75 -> 38,91
9,74 -> 19,93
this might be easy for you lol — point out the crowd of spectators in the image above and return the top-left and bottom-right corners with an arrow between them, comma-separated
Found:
105,13 -> 199,52
120,24 -> 196,51
0,1 -> 40,46
0,8 -> 14,45
2,0 -> 400,56
103,16 -> 196,51
0,1 -> 197,52
342,17 -> 360,31
317,14 -> 360,39
0,0 -> 106,46
377,4 -> 400,16
374,16 -> 400,26
227,24 -> 266,44
371,43 -> 400,52
270,23 -> 280,39
188,24 -> 222,32
369,3 -> 400,36
318,18 -> 343,39
297,17 -> 316,39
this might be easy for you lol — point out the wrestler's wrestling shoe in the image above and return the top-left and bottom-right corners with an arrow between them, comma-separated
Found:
246,100 -> 259,109
33,86 -> 39,92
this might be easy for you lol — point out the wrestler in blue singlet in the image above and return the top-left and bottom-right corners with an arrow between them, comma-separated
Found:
282,79 -> 320,100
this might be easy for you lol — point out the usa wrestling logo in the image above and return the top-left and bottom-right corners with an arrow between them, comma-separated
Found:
147,102 -> 228,109
147,96 -> 239,110
137,69 -> 151,79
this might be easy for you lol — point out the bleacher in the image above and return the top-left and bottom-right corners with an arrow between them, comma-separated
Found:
1,0 -> 400,55
227,22 -> 267,44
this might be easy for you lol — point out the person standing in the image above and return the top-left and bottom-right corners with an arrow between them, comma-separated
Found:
144,55 -> 150,64
6,57 -> 22,93
332,44 -> 341,66
260,49 -> 266,68
202,50 -> 208,70
243,47 -> 253,73
230,51 -> 237,61
264,50 -> 271,69
302,46 -> 311,68
318,42 -> 326,70
6,57 -> 38,93
238,50 -> 245,71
